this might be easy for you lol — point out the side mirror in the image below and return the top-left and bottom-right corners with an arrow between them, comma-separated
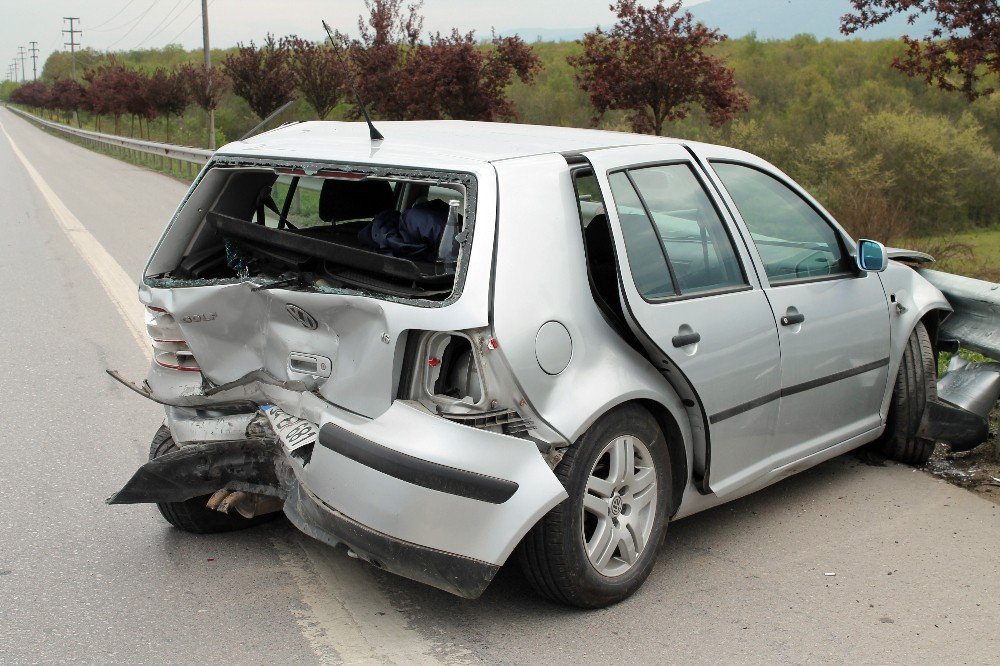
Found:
856,239 -> 888,273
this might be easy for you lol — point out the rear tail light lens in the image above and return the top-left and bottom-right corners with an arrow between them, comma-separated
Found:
146,306 -> 201,372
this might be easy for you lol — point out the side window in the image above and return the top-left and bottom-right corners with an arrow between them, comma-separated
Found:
608,172 -> 675,299
608,164 -> 746,299
711,162 -> 851,283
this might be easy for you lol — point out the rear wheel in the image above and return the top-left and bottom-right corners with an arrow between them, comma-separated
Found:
518,405 -> 671,608
873,322 -> 937,465
150,425 -> 277,534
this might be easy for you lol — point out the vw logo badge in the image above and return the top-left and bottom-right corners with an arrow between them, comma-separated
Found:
285,303 -> 318,330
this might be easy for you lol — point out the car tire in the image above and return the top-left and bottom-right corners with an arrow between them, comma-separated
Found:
518,404 -> 671,608
150,425 -> 278,534
873,322 -> 937,465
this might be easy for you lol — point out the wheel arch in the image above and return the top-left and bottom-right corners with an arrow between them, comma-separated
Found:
632,398 -> 689,519
568,396 -> 690,520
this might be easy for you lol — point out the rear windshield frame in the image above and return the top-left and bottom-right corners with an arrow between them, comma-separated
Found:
147,155 -> 480,309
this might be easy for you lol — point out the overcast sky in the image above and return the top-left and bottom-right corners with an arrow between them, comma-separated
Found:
2,0 -> 710,78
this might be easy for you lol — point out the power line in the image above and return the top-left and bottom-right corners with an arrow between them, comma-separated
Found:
103,0 -> 158,49
90,0 -> 157,33
132,0 -> 196,50
164,0 -> 214,45
88,0 -> 140,31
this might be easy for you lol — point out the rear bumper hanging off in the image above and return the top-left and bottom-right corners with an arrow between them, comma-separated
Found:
106,391 -> 567,598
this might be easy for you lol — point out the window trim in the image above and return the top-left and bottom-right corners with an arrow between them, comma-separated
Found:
606,160 -> 752,303
707,159 -> 859,288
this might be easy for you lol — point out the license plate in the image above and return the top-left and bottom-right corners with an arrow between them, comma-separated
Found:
262,405 -> 319,452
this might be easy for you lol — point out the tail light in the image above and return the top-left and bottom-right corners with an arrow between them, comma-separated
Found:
403,329 -> 536,437
146,306 -> 201,372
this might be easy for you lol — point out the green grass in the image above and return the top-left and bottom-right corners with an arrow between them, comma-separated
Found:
906,227 -> 1000,283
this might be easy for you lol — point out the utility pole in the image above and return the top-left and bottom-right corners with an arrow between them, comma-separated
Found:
17,46 -> 27,82
29,42 -> 38,81
11,58 -> 18,83
202,0 -> 215,150
62,17 -> 81,78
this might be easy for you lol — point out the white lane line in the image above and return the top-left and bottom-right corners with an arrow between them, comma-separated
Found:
0,118 -> 150,358
272,535 -> 466,665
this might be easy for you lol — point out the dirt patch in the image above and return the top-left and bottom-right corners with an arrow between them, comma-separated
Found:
923,406 -> 1000,505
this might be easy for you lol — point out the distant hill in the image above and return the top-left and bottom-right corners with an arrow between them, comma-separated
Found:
507,0 -> 937,42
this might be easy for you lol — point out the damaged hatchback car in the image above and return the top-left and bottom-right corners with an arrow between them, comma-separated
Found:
108,120 -> 995,608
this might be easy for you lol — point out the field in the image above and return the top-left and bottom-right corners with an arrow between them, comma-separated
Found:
911,227 -> 1000,282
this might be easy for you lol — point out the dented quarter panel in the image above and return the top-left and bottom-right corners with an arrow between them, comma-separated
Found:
490,154 -> 694,467
140,163 -> 498,419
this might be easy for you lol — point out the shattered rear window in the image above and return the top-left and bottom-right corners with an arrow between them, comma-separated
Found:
150,162 -> 476,305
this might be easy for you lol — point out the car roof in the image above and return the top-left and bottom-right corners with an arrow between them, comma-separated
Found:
216,120 -> 686,169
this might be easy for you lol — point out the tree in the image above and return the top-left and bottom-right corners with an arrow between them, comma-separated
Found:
400,31 -> 541,120
181,64 -> 229,116
569,0 -> 751,135
285,36 -> 346,120
841,0 -> 999,101
346,0 -> 540,121
222,34 -> 297,120
9,81 -> 52,111
349,0 -> 423,119
121,68 -> 154,137
83,63 -> 133,134
147,68 -> 191,140
50,77 -> 86,126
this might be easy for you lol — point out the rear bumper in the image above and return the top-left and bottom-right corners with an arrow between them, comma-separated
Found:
294,398 -> 568,570
117,390 -> 567,597
284,479 -> 500,599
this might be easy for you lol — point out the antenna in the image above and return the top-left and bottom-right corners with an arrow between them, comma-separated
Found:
321,20 -> 384,141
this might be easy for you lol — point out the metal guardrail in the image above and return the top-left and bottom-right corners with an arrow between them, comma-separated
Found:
4,106 -> 324,195
6,105 -> 213,175
918,268 -> 1000,362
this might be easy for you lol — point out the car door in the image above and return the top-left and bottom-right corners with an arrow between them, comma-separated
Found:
582,144 -> 783,498
697,150 -> 891,459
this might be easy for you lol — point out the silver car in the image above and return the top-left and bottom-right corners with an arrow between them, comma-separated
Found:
108,120 -> 976,608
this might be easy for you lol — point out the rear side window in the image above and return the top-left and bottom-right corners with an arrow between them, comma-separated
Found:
711,162 -> 850,283
608,172 -> 675,299
608,164 -> 746,299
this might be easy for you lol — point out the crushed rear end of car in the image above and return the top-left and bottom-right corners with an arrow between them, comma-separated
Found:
106,144 -> 567,598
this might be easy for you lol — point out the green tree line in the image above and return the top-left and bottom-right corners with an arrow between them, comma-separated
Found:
6,34 -> 999,242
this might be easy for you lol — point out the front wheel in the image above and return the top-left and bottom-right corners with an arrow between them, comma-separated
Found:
518,405 -> 671,608
873,322 -> 937,465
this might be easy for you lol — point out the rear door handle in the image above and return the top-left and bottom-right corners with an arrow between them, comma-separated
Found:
780,313 -> 805,326
672,332 -> 701,348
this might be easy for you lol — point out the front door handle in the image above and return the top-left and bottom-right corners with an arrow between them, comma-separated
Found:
780,313 -> 805,326
672,332 -> 701,347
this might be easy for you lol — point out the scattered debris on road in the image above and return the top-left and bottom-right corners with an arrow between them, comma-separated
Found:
924,406 -> 1000,505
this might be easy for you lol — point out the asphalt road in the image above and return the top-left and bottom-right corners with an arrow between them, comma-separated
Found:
1,106 -> 998,665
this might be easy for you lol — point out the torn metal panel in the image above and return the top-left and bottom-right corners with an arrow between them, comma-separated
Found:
164,405 -> 258,444
917,268 -> 1000,361
937,356 -> 1000,417
921,355 -> 1000,452
105,439 -> 283,505
886,247 -> 935,264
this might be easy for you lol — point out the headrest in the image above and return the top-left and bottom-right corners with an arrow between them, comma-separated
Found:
584,214 -> 614,263
319,179 -> 395,223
